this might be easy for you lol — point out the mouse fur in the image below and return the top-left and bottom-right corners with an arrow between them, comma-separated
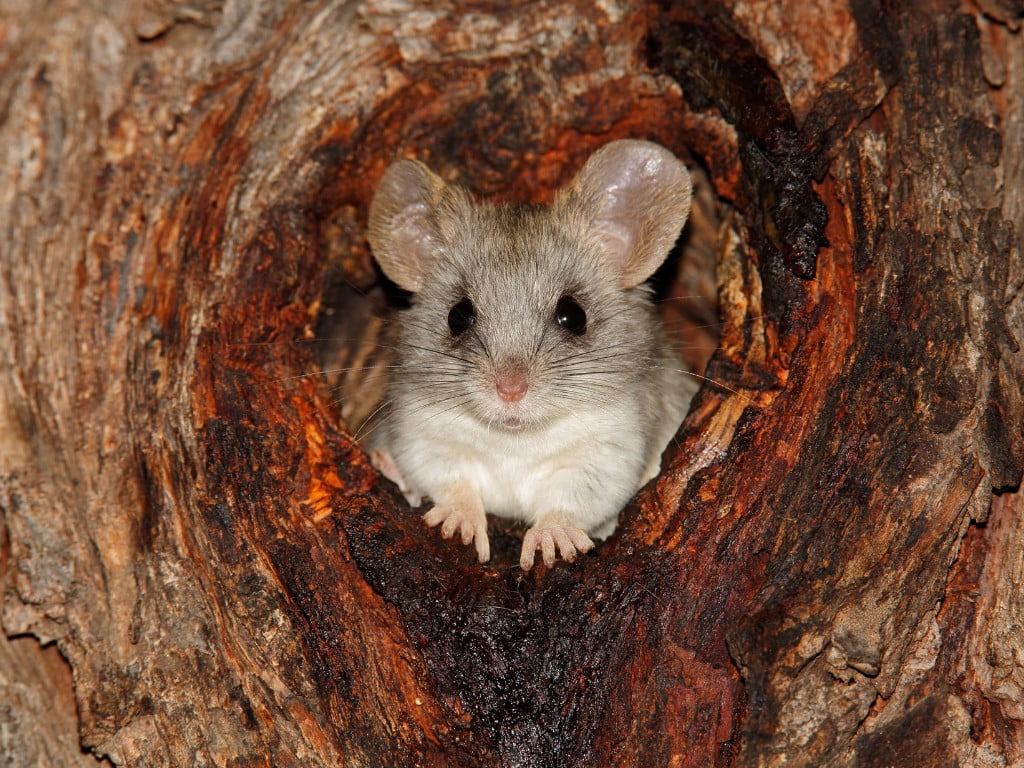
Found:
366,139 -> 698,569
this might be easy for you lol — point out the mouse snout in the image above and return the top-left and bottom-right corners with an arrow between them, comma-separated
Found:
495,363 -> 530,403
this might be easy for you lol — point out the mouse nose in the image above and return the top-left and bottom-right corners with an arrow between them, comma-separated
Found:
495,365 -> 529,403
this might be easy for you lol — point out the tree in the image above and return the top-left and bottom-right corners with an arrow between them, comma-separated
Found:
1,0 -> 1021,765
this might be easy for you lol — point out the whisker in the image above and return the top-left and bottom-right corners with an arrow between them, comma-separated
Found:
555,369 -> 636,377
400,390 -> 474,411
654,367 -> 757,404
660,313 -> 777,333
397,341 -> 474,366
419,397 -> 476,428
533,323 -> 550,358
653,294 -> 718,303
352,398 -> 393,444
276,364 -> 401,384
230,334 -> 398,348
470,325 -> 493,361
396,317 -> 443,338
547,348 -> 637,368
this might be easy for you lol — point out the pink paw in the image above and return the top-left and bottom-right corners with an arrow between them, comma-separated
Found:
424,503 -> 490,563
519,516 -> 593,570
369,448 -> 421,506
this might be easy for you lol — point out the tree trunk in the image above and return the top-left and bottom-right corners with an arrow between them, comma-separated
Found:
1,1 -> 1021,766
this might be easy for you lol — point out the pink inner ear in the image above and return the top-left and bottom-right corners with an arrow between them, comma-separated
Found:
393,202 -> 431,242
593,216 -> 635,273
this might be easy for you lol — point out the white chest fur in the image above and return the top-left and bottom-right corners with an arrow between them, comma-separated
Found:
390,402 -> 648,536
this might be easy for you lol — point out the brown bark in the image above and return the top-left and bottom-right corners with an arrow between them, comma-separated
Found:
0,1 -> 1021,767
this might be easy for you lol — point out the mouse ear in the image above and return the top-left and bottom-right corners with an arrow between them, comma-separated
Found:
367,159 -> 449,293
559,140 -> 692,289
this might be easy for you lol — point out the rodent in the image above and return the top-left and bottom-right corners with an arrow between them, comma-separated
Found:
365,139 -> 698,570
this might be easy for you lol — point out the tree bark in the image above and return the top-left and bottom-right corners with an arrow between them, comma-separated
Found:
1,1 -> 1022,767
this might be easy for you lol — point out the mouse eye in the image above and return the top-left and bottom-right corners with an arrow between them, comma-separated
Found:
447,298 -> 476,336
555,296 -> 587,335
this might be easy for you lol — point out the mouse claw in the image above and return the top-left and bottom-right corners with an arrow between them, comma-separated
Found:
520,515 -> 594,571
424,503 -> 490,563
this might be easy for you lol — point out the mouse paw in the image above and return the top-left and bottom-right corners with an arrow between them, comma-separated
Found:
424,502 -> 490,563
520,515 -> 594,571
370,448 -> 421,507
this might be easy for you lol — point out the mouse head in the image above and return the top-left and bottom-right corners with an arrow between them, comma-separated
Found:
367,140 -> 692,429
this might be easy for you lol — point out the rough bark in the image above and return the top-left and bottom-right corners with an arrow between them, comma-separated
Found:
0,1 -> 1021,767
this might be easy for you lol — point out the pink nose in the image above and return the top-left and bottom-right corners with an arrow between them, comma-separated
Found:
496,368 -> 529,403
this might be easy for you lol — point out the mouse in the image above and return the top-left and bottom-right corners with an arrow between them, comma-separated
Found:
365,139 -> 698,570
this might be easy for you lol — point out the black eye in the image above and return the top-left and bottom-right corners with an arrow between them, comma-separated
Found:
555,296 -> 586,335
447,298 -> 476,336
